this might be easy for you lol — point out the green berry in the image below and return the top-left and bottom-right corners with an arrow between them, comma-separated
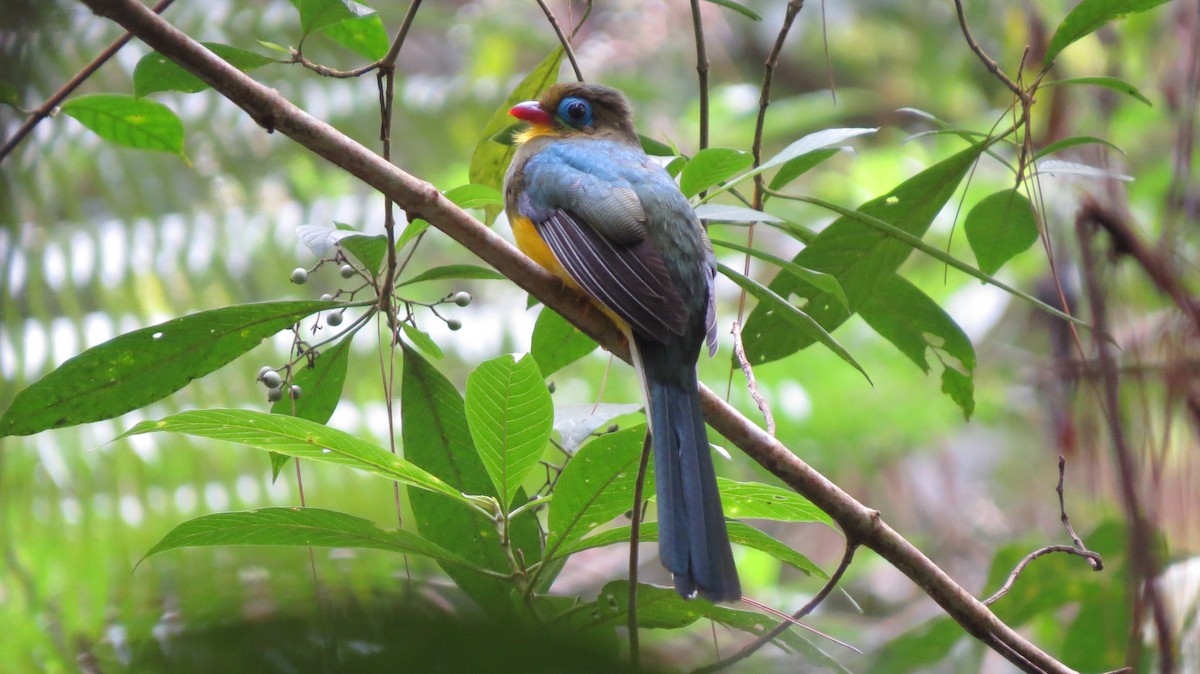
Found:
289,385 -> 302,400
266,386 -> 284,403
290,268 -> 308,284
261,370 -> 282,388
447,318 -> 462,331
326,310 -> 344,327
452,291 -> 472,307
339,264 -> 355,279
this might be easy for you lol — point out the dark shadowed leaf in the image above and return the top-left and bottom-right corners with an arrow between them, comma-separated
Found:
134,43 -> 273,97
269,336 -> 353,479
292,0 -> 360,37
1,301 -> 335,436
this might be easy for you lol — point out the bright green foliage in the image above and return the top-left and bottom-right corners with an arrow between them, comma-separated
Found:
0,301 -> 336,436
61,94 -> 186,157
679,147 -> 753,198
401,323 -> 444,359
134,43 -> 273,97
530,306 -> 598,377
964,190 -> 1039,276
465,353 -> 554,509
1044,0 -> 1173,65
397,263 -> 506,286
268,337 -> 352,478
320,12 -> 389,60
444,183 -> 505,209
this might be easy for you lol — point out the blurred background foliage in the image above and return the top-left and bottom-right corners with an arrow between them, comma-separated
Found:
1,0 -> 1197,671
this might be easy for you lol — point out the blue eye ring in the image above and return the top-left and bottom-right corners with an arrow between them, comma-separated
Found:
557,97 -> 593,128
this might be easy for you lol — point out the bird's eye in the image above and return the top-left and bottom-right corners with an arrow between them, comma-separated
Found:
558,97 -> 592,127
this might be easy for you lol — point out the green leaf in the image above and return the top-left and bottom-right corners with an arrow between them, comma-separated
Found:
679,147 -> 753,199
465,353 -> 554,509
859,276 -> 976,419
712,238 -> 849,309
703,0 -> 762,21
1045,0 -> 1172,66
401,323 -> 444,360
134,43 -> 273,97
444,184 -> 505,209
638,134 -> 677,157
0,82 -> 20,108
717,478 -> 833,526
401,345 -> 543,614
292,0 -> 359,37
142,507 -> 479,571
61,94 -> 185,158
332,231 -> 388,273
118,409 -> 478,507
964,190 -> 1039,276
768,148 -> 839,191
469,48 -> 563,222
545,426 -> 649,560
718,263 -> 869,381
530,307 -> 598,377
1034,134 -> 1126,160
0,300 -> 334,437
397,264 -> 506,287
320,12 -> 388,60
396,218 -> 430,251
1041,76 -> 1152,106
742,142 -> 986,365
269,336 -> 352,479
869,617 -> 962,672
742,127 -> 876,190
491,122 -> 524,146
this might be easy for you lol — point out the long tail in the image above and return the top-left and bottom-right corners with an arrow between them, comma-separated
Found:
631,336 -> 741,603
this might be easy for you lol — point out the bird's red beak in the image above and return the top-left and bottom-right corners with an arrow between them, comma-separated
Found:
509,100 -> 553,126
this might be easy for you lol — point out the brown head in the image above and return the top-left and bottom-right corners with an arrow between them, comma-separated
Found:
508,83 -> 640,146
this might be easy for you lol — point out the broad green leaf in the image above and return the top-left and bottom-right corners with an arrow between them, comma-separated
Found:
1041,76 -> 1152,106
718,263 -> 868,381
269,336 -> 352,479
588,582 -> 850,671
703,0 -> 762,21
397,263 -> 505,287
118,409 -> 477,507
61,94 -> 184,157
545,426 -> 649,560
401,323 -> 444,360
964,190 -> 1039,276
134,43 -> 273,97
401,345 -> 543,614
292,0 -> 360,37
338,232 -> 388,273
712,238 -> 849,309
859,276 -> 976,419
1034,135 -> 1125,160
638,134 -> 676,157
444,184 -> 505,209
396,218 -> 429,250
465,353 -> 554,508
320,12 -> 388,60
142,507 -> 478,571
679,147 -> 753,198
469,48 -> 563,222
0,300 -> 335,437
693,204 -> 783,223
530,306 -> 598,377
1045,0 -> 1172,66
768,148 -> 839,191
742,142 -> 985,365
717,478 -> 833,526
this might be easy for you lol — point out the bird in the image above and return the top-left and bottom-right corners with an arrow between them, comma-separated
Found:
503,82 -> 741,602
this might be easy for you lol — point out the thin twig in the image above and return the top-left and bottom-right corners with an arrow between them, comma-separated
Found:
731,321 -> 775,436
983,545 -> 1104,606
693,541 -> 859,673
953,0 -> 1028,102
0,0 -> 176,164
537,0 -> 584,82
689,0 -> 710,150
628,433 -> 653,666
1056,456 -> 1101,569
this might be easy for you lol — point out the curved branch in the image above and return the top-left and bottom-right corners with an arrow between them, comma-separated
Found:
73,2 -> 1078,672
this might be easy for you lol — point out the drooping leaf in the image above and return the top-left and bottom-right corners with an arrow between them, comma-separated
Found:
1040,76 -> 1152,106
530,306 -> 598,377
679,147 -> 753,199
1045,0 -> 1172,66
768,148 -> 840,191
545,426 -> 649,559
396,218 -> 430,251
444,184 -> 505,209
703,0 -> 762,21
469,48 -> 563,222
741,142 -> 985,365
118,409 -> 478,508
134,43 -> 273,97
319,12 -> 388,60
0,300 -> 335,437
718,263 -> 868,380
142,507 -> 478,571
401,345 -> 543,614
964,190 -> 1039,276
61,94 -> 185,158
269,336 -> 353,479
711,238 -> 849,309
465,353 -> 554,509
400,323 -> 444,360
397,264 -> 506,287
1033,135 -> 1126,160
749,127 -> 876,187
1036,159 -> 1133,182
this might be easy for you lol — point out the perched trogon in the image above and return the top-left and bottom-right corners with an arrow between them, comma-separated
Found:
503,83 -> 741,602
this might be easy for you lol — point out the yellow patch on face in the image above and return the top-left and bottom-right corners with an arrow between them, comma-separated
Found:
514,123 -> 560,145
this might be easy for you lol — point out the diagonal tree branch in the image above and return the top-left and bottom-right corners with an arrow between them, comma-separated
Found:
74,1 -> 1077,671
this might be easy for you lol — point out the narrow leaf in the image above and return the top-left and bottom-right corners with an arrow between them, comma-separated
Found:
711,238 -> 849,309
397,264 -> 506,287
401,323 -> 444,360
1036,159 -> 1133,182
1,300 -> 335,437
1034,135 -> 1126,160
1041,76 -> 1152,106
465,353 -> 554,508
530,306 -> 598,377
269,336 -> 352,478
62,94 -> 185,157
703,0 -> 762,21
964,190 -> 1039,275
768,148 -> 840,191
396,218 -> 430,251
142,507 -> 479,570
1045,0 -> 1172,65
679,148 -> 753,198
